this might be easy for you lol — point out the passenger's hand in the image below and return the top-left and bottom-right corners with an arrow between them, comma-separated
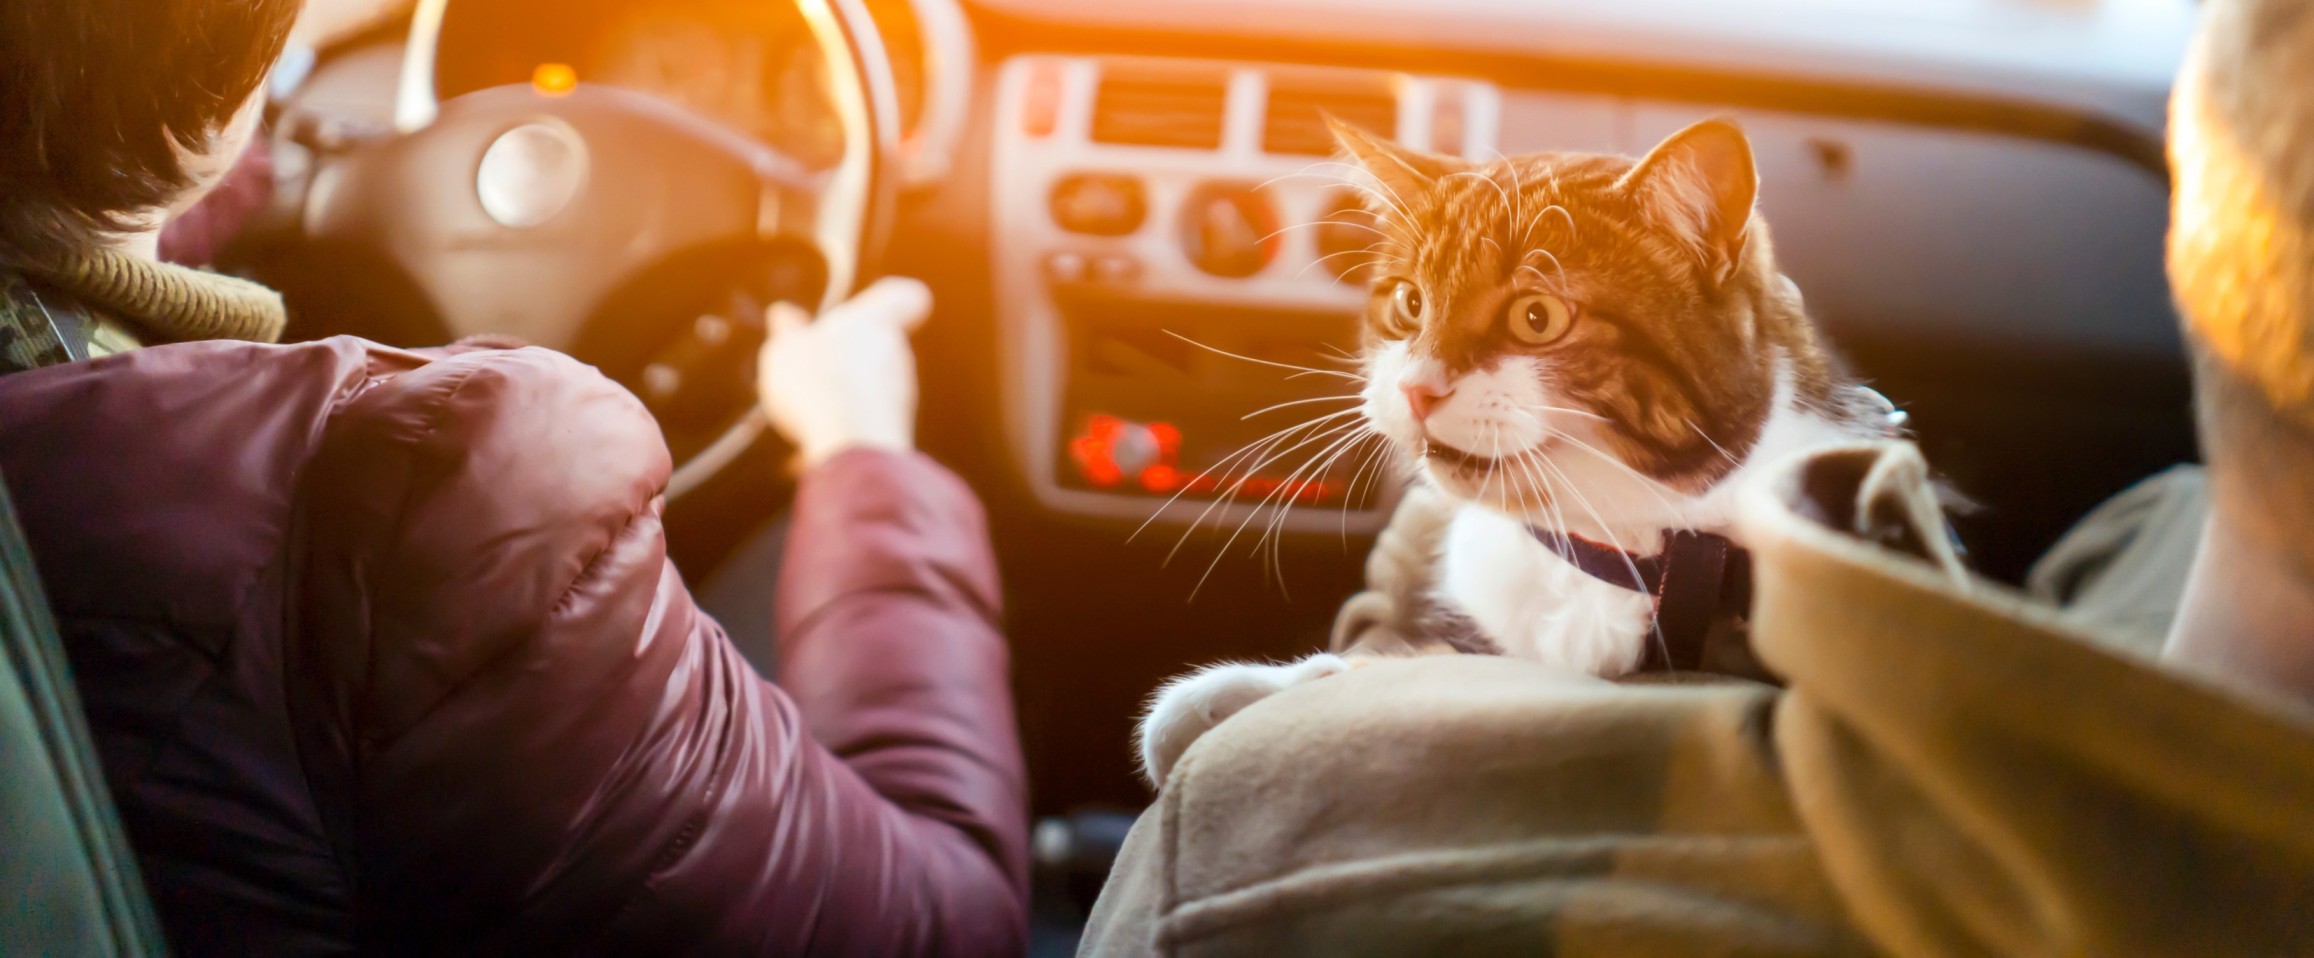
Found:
758,277 -> 933,468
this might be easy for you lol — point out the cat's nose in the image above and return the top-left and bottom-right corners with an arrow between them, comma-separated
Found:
1401,382 -> 1453,422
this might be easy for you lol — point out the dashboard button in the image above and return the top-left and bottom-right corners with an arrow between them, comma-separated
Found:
1051,173 -> 1147,236
1180,184 -> 1279,278
1092,255 -> 1141,284
1045,252 -> 1089,283
1107,422 -> 1161,477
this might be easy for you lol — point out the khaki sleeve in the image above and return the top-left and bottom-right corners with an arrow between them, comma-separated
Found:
1080,656 -> 1872,957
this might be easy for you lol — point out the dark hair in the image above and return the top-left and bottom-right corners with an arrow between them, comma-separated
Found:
0,0 -> 303,263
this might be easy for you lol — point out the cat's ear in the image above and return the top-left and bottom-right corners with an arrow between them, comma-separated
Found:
1328,115 -> 1461,207
1618,118 -> 1758,286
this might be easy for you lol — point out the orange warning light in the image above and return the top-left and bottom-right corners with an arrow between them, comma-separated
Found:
532,63 -> 578,97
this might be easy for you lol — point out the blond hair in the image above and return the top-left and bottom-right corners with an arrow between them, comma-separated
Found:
2170,0 -> 2314,434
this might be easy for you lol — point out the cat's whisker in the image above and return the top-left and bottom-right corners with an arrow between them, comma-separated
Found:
1508,448 -> 1577,567
1251,426 -> 1370,565
1300,219 -> 1390,238
1526,448 -> 1612,541
1131,413 -> 1327,545
1137,408 -> 1363,548
1306,244 -> 1387,267
1195,422 -> 1375,599
1255,427 -> 1379,591
1258,437 -> 1360,597
1538,203 -> 1577,242
1240,393 -> 1362,421
1527,449 -> 1652,591
1528,403 -> 1611,424
1444,169 -> 1517,240
1500,447 -> 1542,521
1194,408 -> 1365,492
1253,161 -> 1377,195
1476,421 -> 1509,505
1527,456 -> 1580,568
1163,330 -> 1363,381
1254,218 -> 1387,250
1522,248 -> 1571,290
1531,440 -> 1675,670
1517,461 -> 1576,566
1548,430 -> 1688,520
1286,368 -> 1367,382
1502,155 -> 1537,256
1296,247 -> 1388,282
1490,152 -> 1545,252
1341,167 -> 1421,229
1685,417 -> 1742,467
1164,414 -> 1365,566
1339,434 -> 1394,542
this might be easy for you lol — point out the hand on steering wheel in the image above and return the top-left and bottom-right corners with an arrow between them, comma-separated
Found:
759,277 -> 932,467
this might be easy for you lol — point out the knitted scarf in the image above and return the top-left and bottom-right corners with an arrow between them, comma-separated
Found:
0,247 -> 286,373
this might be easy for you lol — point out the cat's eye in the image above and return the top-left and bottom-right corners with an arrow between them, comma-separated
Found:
1390,282 -> 1426,329
1507,293 -> 1575,346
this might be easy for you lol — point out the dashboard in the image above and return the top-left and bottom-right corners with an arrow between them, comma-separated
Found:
281,0 -> 2199,579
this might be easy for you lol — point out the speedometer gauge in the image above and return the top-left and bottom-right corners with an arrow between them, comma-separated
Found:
592,3 -> 844,169
413,0 -> 972,187
594,16 -> 740,126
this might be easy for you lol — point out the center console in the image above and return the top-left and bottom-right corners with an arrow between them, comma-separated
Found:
988,55 -> 1501,532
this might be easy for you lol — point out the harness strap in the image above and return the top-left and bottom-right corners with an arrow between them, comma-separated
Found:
1527,527 -> 1753,672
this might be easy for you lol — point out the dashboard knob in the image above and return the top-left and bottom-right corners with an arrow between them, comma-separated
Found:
1108,421 -> 1162,476
1180,184 -> 1278,278
1051,173 -> 1147,236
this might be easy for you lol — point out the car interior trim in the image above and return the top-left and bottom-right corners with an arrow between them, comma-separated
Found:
972,12 -> 2169,184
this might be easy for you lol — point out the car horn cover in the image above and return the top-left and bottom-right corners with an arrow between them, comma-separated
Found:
475,122 -> 589,228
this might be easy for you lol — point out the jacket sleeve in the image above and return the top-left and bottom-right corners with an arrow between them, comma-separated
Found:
287,346 -> 1027,956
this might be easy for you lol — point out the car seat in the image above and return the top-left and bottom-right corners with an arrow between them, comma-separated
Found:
0,477 -> 165,956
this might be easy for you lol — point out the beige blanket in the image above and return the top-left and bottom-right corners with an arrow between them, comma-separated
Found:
1081,442 -> 2314,956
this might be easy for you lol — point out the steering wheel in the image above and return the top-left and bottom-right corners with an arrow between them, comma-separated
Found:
303,0 -> 902,499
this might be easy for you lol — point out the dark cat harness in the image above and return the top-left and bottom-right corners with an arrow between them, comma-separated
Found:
1525,527 -> 1753,673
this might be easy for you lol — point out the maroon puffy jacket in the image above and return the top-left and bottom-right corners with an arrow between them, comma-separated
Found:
0,337 -> 1028,955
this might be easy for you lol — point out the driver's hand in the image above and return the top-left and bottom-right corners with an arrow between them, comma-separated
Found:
758,277 -> 933,468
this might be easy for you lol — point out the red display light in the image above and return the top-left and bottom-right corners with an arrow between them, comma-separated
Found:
1069,416 -> 1126,487
1068,412 -> 1346,503
1139,463 -> 1181,493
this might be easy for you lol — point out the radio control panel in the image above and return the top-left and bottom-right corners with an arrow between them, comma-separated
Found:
988,55 -> 1501,531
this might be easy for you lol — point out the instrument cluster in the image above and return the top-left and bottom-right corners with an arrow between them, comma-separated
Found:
420,0 -> 967,184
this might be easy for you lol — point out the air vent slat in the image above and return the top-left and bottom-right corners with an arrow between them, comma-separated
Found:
1092,67 -> 1228,150
1264,83 -> 1396,156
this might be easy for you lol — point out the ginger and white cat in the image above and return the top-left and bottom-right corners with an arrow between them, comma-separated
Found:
1138,117 -> 1902,786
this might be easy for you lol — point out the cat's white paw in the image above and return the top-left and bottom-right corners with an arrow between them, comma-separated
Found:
1137,653 -> 1350,788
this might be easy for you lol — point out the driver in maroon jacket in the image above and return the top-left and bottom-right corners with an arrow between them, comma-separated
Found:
0,1 -> 1027,954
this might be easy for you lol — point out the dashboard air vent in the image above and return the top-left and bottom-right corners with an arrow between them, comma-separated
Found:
1264,77 -> 1397,156
1092,65 -> 1229,149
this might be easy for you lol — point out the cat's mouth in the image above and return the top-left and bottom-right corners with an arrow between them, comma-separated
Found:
1422,437 -> 1547,473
